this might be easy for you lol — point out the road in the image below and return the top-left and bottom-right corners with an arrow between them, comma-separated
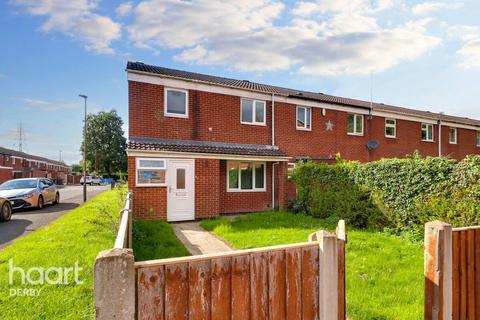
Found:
0,185 -> 110,249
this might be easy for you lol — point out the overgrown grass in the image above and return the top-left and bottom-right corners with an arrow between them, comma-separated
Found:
201,212 -> 424,320
133,220 -> 190,261
0,188 -> 125,320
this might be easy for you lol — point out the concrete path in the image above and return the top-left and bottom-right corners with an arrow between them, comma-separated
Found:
0,185 -> 110,249
172,222 -> 232,255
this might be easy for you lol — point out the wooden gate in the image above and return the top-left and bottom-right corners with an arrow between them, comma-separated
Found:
135,221 -> 346,320
424,221 -> 480,320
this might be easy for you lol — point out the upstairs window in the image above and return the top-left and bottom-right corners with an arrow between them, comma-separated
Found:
227,161 -> 265,192
136,158 -> 166,187
385,118 -> 396,138
296,106 -> 312,130
477,131 -> 480,147
347,114 -> 364,135
165,88 -> 188,117
241,98 -> 265,125
421,123 -> 434,142
449,127 -> 457,144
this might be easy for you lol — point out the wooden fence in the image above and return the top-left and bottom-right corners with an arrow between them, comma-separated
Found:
424,221 -> 480,320
114,192 -> 133,249
95,219 -> 346,320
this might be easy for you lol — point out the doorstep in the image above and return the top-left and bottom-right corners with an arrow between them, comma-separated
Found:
172,221 -> 233,255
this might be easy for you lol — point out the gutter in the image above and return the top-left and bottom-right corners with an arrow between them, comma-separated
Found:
272,162 -> 279,210
438,119 -> 442,157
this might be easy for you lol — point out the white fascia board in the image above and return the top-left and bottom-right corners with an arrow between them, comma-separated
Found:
0,166 -> 13,169
127,149 -> 290,162
440,121 -> 480,131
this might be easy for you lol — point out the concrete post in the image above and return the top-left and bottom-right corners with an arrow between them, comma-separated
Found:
424,221 -> 452,320
318,230 -> 339,320
94,248 -> 135,320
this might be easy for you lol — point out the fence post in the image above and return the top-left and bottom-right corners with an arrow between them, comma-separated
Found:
94,248 -> 135,320
336,220 -> 346,320
318,230 -> 339,320
424,221 -> 452,320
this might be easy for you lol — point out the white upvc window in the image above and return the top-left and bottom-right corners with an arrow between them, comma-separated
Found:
136,158 -> 167,187
385,118 -> 396,138
164,88 -> 188,118
241,98 -> 266,125
347,114 -> 364,136
477,131 -> 480,147
449,127 -> 457,144
227,161 -> 266,192
421,123 -> 434,142
296,106 -> 312,131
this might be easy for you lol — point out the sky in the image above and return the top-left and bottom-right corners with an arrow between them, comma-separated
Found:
1,0 -> 480,165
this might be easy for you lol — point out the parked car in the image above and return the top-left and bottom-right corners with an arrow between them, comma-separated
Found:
0,197 -> 12,221
80,175 -> 102,185
0,178 -> 59,210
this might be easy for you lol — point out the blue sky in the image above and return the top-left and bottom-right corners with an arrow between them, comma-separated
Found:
1,0 -> 480,165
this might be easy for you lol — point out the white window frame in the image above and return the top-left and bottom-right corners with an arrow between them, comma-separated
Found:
385,118 -> 396,138
136,157 -> 167,187
240,98 -> 266,126
296,106 -> 312,131
477,131 -> 480,147
164,88 -> 188,118
421,123 -> 434,142
449,127 -> 457,144
227,161 -> 266,192
347,114 -> 364,136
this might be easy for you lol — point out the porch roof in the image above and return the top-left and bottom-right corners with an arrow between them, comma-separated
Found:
128,137 -> 289,159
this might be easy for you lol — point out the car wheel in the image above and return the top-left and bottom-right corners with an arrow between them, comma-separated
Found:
0,202 -> 12,222
37,195 -> 44,209
53,193 -> 60,205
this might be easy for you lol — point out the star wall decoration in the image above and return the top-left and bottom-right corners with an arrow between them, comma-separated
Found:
326,120 -> 334,131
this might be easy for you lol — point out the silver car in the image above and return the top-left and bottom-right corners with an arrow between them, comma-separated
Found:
0,178 -> 60,210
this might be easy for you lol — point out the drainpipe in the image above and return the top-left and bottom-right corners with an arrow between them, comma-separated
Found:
272,162 -> 279,210
271,93 -> 275,146
438,119 -> 442,157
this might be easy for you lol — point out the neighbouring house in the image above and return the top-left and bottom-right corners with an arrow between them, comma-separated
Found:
126,61 -> 480,221
0,147 -> 72,184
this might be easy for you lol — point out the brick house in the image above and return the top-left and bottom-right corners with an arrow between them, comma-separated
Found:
0,147 -> 71,184
126,62 -> 480,221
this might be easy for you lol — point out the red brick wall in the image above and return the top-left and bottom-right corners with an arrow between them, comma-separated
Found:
195,159 -> 220,218
0,167 -> 12,184
219,161 -> 273,214
129,81 -> 480,162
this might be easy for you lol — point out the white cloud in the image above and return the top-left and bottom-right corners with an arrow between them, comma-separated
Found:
116,1 -> 133,16
449,26 -> 480,69
12,0 -> 121,54
128,0 -> 440,75
24,98 -> 50,105
412,1 -> 463,15
23,98 -> 81,112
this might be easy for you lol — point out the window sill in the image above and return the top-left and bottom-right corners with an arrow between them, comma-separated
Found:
227,189 -> 266,193
421,139 -> 435,143
296,127 -> 312,131
449,142 -> 457,145
164,113 -> 188,119
240,122 -> 267,127
347,132 -> 364,136
136,184 -> 167,188
385,135 -> 396,139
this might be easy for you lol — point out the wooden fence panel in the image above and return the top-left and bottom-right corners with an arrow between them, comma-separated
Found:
452,231 -> 460,320
135,221 -> 346,320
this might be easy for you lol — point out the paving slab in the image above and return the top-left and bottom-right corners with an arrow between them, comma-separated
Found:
172,221 -> 232,255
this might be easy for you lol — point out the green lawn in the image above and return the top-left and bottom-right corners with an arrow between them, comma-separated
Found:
201,212 -> 424,320
133,220 -> 190,261
0,188 -> 125,320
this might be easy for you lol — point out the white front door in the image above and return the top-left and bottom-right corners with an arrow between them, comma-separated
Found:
167,159 -> 195,221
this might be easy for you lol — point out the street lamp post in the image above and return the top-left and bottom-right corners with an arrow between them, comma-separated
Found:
79,94 -> 88,203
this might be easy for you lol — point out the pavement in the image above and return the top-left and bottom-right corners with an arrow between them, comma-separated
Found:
0,185 -> 110,249
172,221 -> 233,255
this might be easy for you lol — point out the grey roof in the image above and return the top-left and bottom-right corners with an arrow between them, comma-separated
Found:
0,146 -> 68,166
128,137 -> 288,157
127,61 -> 480,127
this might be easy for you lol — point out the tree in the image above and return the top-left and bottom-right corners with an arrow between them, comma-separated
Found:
81,110 -> 127,177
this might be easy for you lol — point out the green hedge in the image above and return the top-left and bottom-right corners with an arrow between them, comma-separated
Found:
292,154 -> 480,234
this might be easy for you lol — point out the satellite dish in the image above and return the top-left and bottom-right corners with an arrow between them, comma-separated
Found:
367,140 -> 380,150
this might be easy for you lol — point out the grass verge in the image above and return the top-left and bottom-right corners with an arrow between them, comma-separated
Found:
201,211 -> 423,320
133,220 -> 190,261
0,188 -> 125,320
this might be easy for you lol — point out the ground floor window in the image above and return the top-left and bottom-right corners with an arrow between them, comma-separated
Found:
227,161 -> 266,192
136,158 -> 166,186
